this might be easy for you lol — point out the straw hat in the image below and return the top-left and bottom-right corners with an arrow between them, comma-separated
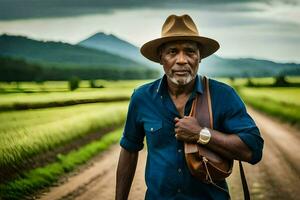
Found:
140,14 -> 220,63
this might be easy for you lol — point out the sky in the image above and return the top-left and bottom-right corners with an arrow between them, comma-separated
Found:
0,0 -> 300,63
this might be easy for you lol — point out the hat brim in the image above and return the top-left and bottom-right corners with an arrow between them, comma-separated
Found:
140,36 -> 220,63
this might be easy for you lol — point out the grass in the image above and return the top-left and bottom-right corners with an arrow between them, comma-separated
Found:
0,77 -> 299,199
0,88 -> 133,111
239,87 -> 300,125
0,79 -> 150,93
217,76 -> 300,87
0,79 -> 152,111
0,102 -> 128,168
0,128 -> 123,200
215,77 -> 300,126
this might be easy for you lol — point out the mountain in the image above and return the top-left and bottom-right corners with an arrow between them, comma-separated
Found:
1,33 -> 299,78
0,34 -> 144,69
78,32 -> 157,69
200,55 -> 300,77
78,32 -> 300,77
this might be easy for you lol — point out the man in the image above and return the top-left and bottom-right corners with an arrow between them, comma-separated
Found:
116,14 -> 264,200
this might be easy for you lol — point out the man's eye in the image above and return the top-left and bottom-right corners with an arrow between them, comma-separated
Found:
169,49 -> 176,54
187,49 -> 196,53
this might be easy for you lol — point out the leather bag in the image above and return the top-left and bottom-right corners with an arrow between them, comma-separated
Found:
184,76 -> 250,199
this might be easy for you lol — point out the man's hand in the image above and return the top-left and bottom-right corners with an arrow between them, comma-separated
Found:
174,116 -> 202,143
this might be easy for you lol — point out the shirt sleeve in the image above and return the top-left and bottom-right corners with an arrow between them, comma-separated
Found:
120,90 -> 145,152
222,87 -> 264,164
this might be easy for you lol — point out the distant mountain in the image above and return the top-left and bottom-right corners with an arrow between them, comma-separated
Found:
0,34 -> 145,69
78,32 -> 157,69
1,33 -> 299,78
78,32 -> 300,77
200,55 -> 300,77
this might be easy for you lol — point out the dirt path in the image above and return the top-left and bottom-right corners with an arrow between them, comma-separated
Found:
38,107 -> 300,200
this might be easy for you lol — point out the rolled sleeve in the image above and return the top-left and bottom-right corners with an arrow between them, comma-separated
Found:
237,129 -> 263,164
222,88 -> 264,164
120,91 -> 145,152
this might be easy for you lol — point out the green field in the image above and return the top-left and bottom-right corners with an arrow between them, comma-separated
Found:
0,79 -> 151,111
238,87 -> 300,125
0,77 -> 299,199
0,128 -> 123,200
0,102 -> 128,168
0,79 -> 149,93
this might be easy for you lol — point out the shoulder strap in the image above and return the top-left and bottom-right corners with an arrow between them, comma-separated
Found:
193,76 -> 211,128
239,161 -> 250,200
201,76 -> 250,200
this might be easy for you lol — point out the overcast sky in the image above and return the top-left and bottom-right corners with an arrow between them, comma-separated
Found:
0,0 -> 299,63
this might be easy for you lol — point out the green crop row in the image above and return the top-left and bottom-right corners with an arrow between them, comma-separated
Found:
0,102 -> 123,132
0,79 -> 149,93
0,88 -> 133,111
0,102 -> 128,168
239,88 -> 300,125
0,128 -> 123,200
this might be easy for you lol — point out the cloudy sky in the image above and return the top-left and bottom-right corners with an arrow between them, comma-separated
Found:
0,0 -> 299,63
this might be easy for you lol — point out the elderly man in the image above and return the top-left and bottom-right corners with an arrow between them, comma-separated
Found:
116,14 -> 263,200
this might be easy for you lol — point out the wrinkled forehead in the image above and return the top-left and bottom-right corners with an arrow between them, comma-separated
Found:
160,40 -> 199,50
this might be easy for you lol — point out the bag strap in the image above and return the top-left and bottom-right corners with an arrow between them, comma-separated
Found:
203,76 -> 250,200
239,161 -> 250,200
202,76 -> 230,195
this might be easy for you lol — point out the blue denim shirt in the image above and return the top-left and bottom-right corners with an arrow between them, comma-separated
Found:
120,75 -> 264,200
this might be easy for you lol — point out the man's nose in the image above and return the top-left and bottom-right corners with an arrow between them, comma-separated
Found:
176,51 -> 188,65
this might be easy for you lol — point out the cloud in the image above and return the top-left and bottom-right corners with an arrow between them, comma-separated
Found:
0,0 -> 295,20
0,0 -> 299,62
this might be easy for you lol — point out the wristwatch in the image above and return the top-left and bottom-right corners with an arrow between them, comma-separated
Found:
197,127 -> 211,145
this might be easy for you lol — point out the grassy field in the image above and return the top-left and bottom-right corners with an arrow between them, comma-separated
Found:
0,128 -> 123,200
0,77 -> 299,199
0,80 -> 151,111
238,87 -> 300,125
0,79 -> 149,93
0,102 -> 128,168
219,76 -> 300,126
0,88 -> 132,111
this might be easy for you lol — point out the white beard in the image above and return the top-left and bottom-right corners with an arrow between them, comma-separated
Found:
167,74 -> 195,85
165,67 -> 197,86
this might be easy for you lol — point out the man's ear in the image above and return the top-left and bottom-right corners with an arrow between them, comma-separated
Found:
158,51 -> 163,65
157,45 -> 164,65
197,43 -> 202,63
159,56 -> 163,65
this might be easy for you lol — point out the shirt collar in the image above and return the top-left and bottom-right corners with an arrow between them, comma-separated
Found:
156,74 -> 203,96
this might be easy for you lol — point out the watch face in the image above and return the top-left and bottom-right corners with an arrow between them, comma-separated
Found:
200,128 -> 211,144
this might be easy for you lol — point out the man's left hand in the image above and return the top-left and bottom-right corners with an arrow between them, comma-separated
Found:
174,116 -> 202,143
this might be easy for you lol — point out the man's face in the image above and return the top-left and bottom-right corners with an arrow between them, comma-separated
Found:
160,41 -> 200,86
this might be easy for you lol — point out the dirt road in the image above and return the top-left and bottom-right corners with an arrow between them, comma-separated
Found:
39,107 -> 300,200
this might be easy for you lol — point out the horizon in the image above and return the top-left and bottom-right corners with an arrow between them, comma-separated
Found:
0,0 -> 299,63
1,32 -> 299,65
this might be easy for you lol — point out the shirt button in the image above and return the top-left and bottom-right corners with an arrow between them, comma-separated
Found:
177,189 -> 181,193
178,149 -> 182,153
178,168 -> 182,173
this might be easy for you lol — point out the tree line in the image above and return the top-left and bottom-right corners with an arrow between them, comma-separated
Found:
0,56 -> 160,82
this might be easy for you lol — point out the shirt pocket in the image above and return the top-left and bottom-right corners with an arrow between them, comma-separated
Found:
144,120 -> 162,134
144,120 -> 167,148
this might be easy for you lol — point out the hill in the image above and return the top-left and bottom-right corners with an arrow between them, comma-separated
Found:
78,32 -> 157,69
78,32 -> 300,77
200,55 -> 300,77
0,34 -> 144,69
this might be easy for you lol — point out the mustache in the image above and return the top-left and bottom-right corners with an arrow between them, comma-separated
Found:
170,65 -> 193,73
